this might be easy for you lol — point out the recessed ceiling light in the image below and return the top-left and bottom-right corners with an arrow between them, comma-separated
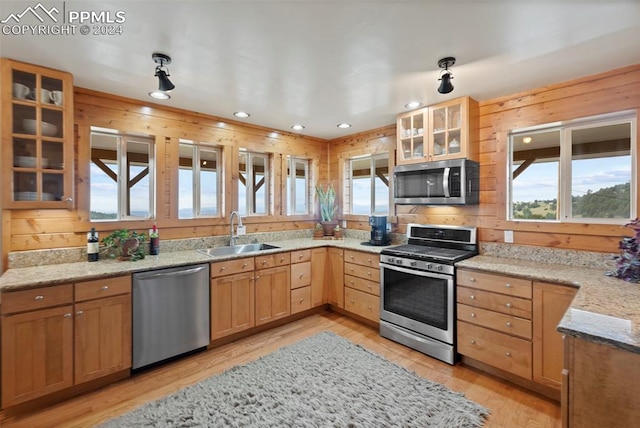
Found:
337,123 -> 351,129
291,124 -> 305,131
523,136 -> 533,144
234,111 -> 250,118
405,101 -> 422,109
149,91 -> 170,100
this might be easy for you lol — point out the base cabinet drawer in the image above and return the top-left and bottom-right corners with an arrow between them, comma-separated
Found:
344,287 -> 380,323
458,286 -> 532,319
458,320 -> 532,380
458,303 -> 532,340
291,286 -> 311,314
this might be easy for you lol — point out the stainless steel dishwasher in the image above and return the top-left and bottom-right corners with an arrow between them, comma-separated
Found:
132,264 -> 210,369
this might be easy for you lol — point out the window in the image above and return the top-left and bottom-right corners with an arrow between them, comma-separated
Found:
178,140 -> 221,219
90,128 -> 155,221
346,153 -> 389,215
239,150 -> 269,215
286,156 -> 309,215
509,112 -> 636,222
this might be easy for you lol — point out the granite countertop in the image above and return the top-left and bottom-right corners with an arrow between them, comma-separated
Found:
0,238 -> 390,292
456,255 -> 640,354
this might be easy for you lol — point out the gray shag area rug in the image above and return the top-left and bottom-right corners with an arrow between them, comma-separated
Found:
101,332 -> 489,427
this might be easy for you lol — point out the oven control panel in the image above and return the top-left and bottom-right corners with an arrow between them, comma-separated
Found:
380,254 -> 454,275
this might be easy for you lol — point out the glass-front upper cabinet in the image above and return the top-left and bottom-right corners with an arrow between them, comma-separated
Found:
396,107 -> 428,165
2,59 -> 74,208
428,96 -> 478,161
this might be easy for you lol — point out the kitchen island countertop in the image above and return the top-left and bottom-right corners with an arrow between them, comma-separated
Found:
456,255 -> 640,354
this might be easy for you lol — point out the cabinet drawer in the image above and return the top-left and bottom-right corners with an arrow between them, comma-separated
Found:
256,252 -> 291,269
1,284 -> 73,314
345,262 -> 380,282
457,286 -> 532,319
75,276 -> 131,302
290,249 -> 311,263
291,286 -> 311,314
457,303 -> 532,340
457,269 -> 532,299
344,274 -> 380,296
290,261 -> 311,289
211,257 -> 255,278
458,321 -> 532,380
345,287 -> 380,323
344,250 -> 379,268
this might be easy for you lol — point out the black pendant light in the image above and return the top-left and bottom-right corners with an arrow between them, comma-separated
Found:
437,57 -> 455,94
149,53 -> 175,100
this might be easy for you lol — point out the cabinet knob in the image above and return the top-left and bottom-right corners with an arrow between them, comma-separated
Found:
368,306 -> 372,310
367,258 -> 372,263
298,254 -> 303,259
350,280 -> 354,284
242,263 -> 248,268
64,313 -> 72,318
262,260 -> 267,265
506,322 -> 512,327
367,284 -> 372,289
505,303 -> 512,308
220,266 -> 226,271
350,299 -> 355,304
470,312 -> 476,318
255,275 -> 260,280
469,295 -> 475,300
505,352 -> 512,357
279,257 -> 285,262
350,255 -> 354,259
299,274 -> 304,279
470,277 -> 476,282
35,295 -> 44,300
76,310 -> 84,316
470,339 -> 476,344
101,285 -> 109,291
505,283 -> 512,288
299,298 -> 304,303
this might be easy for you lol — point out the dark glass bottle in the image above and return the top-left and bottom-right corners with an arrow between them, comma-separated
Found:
149,224 -> 160,255
87,227 -> 99,262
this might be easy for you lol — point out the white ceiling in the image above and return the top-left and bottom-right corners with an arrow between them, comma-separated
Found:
1,0 -> 639,139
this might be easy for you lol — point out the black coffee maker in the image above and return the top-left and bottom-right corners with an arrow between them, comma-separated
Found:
369,215 -> 389,246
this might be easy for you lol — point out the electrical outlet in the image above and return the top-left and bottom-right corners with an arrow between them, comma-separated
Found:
342,220 -> 347,228
504,230 -> 514,243
237,225 -> 246,236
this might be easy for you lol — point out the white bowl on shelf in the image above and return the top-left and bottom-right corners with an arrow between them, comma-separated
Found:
15,192 -> 38,201
15,156 -> 36,168
22,119 -> 58,137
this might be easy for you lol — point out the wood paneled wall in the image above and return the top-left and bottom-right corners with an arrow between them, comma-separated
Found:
329,64 -> 640,253
2,88 -> 328,267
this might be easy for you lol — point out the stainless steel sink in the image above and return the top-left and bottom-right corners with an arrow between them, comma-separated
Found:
197,243 -> 280,257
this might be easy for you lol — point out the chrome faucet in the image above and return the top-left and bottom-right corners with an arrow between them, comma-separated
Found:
229,211 -> 243,246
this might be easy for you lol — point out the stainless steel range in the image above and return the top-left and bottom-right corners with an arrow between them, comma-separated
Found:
379,223 -> 477,364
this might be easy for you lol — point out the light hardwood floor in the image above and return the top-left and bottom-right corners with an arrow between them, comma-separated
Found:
1,311 -> 561,427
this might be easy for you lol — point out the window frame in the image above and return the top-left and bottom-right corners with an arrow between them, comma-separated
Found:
347,152 -> 390,216
178,139 -> 222,219
508,111 -> 637,224
89,128 -> 156,222
286,156 -> 310,216
238,150 -> 270,216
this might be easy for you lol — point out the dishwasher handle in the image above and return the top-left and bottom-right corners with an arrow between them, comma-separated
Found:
134,265 -> 208,280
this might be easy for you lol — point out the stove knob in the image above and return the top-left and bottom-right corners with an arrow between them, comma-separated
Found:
409,261 -> 417,267
396,259 -> 403,265
436,265 -> 443,271
427,264 -> 433,270
387,257 -> 394,263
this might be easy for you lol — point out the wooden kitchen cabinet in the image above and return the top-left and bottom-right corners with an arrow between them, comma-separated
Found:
326,248 -> 344,308
210,269 -> 255,340
428,96 -> 478,161
1,59 -> 74,208
310,247 -> 327,307
397,107 -> 428,164
73,276 -> 132,385
290,249 -> 312,314
1,275 -> 131,408
343,250 -> 380,323
255,265 -> 290,326
533,281 -> 577,390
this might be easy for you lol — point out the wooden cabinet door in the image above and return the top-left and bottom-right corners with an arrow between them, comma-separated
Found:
211,272 -> 255,340
1,305 -> 74,408
255,266 -> 290,326
327,248 -> 344,308
533,282 -> 577,390
74,294 -> 132,384
310,247 -> 327,307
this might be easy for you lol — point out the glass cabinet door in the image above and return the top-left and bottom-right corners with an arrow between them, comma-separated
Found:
430,102 -> 462,159
3,60 -> 73,207
396,107 -> 428,164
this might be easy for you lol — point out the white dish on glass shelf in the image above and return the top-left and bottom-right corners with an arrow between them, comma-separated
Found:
15,156 -> 48,168
22,119 -> 58,137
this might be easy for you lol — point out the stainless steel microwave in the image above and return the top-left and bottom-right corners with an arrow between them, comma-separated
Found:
394,158 -> 479,205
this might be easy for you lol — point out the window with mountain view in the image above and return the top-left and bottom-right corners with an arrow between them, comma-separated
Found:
238,150 -> 269,216
178,140 -> 221,219
90,128 -> 155,221
509,112 -> 636,223
345,153 -> 390,215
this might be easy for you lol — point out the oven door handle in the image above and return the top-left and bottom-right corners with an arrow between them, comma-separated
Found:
380,263 -> 453,280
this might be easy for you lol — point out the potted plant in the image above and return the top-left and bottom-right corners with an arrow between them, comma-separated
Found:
313,223 -> 324,239
316,183 -> 337,236
333,224 -> 343,239
607,218 -> 640,282
101,229 -> 147,261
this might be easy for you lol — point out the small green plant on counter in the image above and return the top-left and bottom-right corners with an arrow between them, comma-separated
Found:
607,218 -> 640,282
101,229 -> 147,261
